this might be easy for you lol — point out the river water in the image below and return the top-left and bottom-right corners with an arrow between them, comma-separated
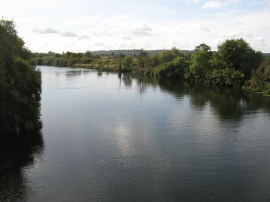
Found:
1,66 -> 270,201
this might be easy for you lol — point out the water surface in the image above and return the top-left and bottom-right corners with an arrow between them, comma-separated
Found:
1,66 -> 270,202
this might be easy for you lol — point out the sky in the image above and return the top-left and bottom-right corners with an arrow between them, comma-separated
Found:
1,0 -> 270,53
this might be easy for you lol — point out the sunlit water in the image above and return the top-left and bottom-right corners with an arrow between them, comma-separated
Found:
1,66 -> 270,202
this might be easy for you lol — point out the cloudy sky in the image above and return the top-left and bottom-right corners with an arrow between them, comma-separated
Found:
1,0 -> 270,52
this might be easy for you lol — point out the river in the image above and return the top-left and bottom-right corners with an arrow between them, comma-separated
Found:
1,66 -> 270,201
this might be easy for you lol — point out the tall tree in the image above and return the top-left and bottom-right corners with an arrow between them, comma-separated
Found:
216,38 -> 263,78
121,55 -> 133,73
137,49 -> 148,69
188,43 -> 212,81
0,19 -> 41,135
195,43 -> 211,52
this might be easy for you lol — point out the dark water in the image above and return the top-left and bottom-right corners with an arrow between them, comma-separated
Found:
1,66 -> 270,202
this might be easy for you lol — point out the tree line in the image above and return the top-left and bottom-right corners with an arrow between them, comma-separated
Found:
32,39 -> 270,95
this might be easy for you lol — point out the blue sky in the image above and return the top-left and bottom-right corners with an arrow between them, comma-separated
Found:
1,0 -> 270,52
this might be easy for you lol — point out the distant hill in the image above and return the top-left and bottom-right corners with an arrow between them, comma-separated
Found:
91,49 -> 193,57
35,49 -> 269,57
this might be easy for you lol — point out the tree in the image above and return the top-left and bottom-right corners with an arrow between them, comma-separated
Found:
207,68 -> 244,87
0,19 -> 41,135
84,51 -> 92,58
216,38 -> 263,78
171,47 -> 181,56
121,55 -> 133,72
187,43 -> 212,81
148,54 -> 160,67
159,50 -> 176,63
249,56 -> 270,94
137,49 -> 148,69
153,56 -> 189,78
195,43 -> 211,52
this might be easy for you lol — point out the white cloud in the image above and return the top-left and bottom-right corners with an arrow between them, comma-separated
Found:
94,42 -> 104,47
33,28 -> 91,40
200,26 -> 211,32
1,0 -> 269,52
122,37 -> 132,40
33,27 -> 59,34
61,32 -> 78,37
144,0 -> 153,5
202,0 -> 221,8
78,35 -> 90,40
132,24 -> 153,36
259,0 -> 270,6
181,0 -> 200,4
220,30 -> 253,38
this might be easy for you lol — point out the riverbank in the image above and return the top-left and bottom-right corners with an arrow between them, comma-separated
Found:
31,39 -> 270,96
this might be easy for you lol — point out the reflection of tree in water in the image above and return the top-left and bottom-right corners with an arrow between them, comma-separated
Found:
65,70 -> 93,78
135,76 -> 158,95
65,70 -> 82,77
183,84 -> 248,121
118,73 -> 133,88
133,77 -> 270,122
122,74 -> 132,87
0,132 -> 44,202
97,71 -> 103,77
82,70 -> 93,76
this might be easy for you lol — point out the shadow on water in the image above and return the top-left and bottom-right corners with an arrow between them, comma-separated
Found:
125,75 -> 270,122
0,131 -> 44,202
53,68 -> 93,78
165,80 -> 270,120
118,73 -> 133,88
65,70 -> 83,77
65,69 -> 93,78
97,71 -> 103,77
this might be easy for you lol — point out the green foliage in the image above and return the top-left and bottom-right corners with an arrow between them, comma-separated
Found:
171,47 -> 181,56
207,68 -> 244,87
31,37 -> 264,94
80,56 -> 93,64
32,50 -> 121,72
215,38 -> 263,78
136,49 -> 148,69
120,55 -> 133,73
194,43 -> 211,52
147,54 -> 160,67
159,50 -> 176,63
154,56 -> 189,78
158,48 -> 182,64
0,19 -> 41,135
186,44 -> 212,82
248,57 -> 270,95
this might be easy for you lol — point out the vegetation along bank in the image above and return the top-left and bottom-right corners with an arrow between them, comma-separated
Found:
32,39 -> 270,96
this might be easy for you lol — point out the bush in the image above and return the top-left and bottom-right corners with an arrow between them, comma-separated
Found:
207,68 -> 244,87
153,57 -> 189,79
